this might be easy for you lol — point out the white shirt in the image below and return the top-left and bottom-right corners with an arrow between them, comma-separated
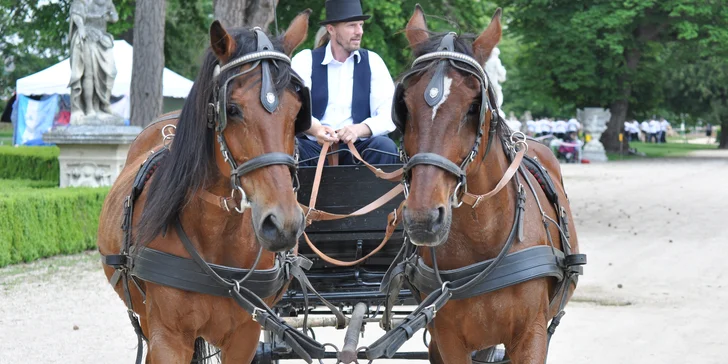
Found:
660,120 -> 669,132
538,119 -> 552,133
527,120 -> 538,134
553,120 -> 567,134
641,121 -> 650,132
566,118 -> 580,132
506,118 -> 521,132
650,120 -> 661,133
291,42 -> 395,139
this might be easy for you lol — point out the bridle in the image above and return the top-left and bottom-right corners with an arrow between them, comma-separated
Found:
206,28 -> 312,213
393,32 -> 510,207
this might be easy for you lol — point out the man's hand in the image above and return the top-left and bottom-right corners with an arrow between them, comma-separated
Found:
336,124 -> 371,144
310,124 -> 339,145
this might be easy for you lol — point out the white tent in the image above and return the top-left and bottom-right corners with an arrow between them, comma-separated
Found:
16,40 -> 192,98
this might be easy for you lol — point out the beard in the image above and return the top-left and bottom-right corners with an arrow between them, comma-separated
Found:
335,32 -> 361,53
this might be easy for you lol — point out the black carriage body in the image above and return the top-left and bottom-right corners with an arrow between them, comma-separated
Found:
277,163 -> 415,312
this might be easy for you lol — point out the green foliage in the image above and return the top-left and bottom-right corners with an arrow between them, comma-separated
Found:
277,0 -> 497,77
0,146 -> 60,183
0,184 -> 108,267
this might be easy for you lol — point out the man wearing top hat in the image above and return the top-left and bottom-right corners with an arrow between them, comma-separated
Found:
291,0 -> 399,165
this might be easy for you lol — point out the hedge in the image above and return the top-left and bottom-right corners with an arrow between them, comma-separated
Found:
0,185 -> 109,267
0,145 -> 60,183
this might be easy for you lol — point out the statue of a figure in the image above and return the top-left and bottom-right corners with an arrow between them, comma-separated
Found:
68,0 -> 121,125
484,46 -> 506,109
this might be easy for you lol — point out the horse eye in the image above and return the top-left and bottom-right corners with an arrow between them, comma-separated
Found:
226,104 -> 242,118
468,104 -> 480,115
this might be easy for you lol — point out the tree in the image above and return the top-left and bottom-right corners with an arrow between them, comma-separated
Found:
499,0 -> 728,152
130,0 -> 165,127
213,0 -> 278,29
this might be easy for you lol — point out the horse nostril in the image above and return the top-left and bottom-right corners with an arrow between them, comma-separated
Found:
260,213 -> 282,241
430,206 -> 446,233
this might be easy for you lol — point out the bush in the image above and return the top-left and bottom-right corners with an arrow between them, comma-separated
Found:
0,185 -> 109,267
0,145 -> 60,183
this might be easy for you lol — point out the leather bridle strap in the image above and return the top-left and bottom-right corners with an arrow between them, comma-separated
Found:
403,153 -> 466,180
461,147 -> 526,208
302,201 -> 404,267
231,152 -> 296,177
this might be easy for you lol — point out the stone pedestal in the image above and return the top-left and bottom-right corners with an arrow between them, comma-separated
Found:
577,107 -> 610,163
43,125 -> 141,187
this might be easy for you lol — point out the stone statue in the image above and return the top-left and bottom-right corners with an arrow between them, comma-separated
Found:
68,0 -> 122,125
484,46 -> 506,109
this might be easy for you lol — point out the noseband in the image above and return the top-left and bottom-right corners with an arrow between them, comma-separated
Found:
396,33 -> 503,207
206,28 -> 311,212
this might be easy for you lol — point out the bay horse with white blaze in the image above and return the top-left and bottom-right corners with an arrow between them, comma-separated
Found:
381,6 -> 584,364
97,12 -> 322,363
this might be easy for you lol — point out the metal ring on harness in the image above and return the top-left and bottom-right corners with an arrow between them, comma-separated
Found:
231,186 -> 250,213
452,181 -> 464,208
161,124 -> 176,148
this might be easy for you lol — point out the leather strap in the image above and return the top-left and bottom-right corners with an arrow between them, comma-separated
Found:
231,152 -> 296,177
302,201 -> 404,267
198,190 -> 240,213
461,147 -> 525,208
174,221 -> 326,363
303,184 -> 403,223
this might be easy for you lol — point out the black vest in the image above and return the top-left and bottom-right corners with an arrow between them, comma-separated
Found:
311,46 -> 371,124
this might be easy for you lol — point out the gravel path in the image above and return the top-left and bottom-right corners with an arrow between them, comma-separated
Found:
2,151 -> 727,363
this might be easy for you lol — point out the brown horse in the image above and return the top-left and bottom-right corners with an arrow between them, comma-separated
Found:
97,13 -> 312,363
395,7 -> 581,364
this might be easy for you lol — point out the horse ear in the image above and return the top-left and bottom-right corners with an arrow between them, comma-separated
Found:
282,9 -> 312,56
405,4 -> 429,47
472,8 -> 502,65
210,20 -> 236,62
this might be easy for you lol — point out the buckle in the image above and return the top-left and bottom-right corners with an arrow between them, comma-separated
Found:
251,307 -> 265,323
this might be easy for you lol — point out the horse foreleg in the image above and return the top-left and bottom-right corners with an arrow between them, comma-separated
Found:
220,320 -> 261,363
504,319 -> 548,364
429,326 -> 472,364
428,337 -> 445,364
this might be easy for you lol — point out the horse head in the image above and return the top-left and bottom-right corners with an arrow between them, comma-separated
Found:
138,11 -> 312,253
395,6 -> 502,247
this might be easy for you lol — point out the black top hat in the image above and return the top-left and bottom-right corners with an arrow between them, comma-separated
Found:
320,0 -> 371,25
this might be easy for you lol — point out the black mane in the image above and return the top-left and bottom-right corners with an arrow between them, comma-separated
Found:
136,28 -> 294,245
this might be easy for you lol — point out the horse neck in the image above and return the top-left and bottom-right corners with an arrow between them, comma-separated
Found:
438,135 -> 519,264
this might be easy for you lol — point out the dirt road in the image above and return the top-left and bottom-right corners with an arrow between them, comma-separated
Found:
2,150 -> 727,363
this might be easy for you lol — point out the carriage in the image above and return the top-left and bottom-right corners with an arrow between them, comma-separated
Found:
252,151 -> 509,363
97,7 -> 585,364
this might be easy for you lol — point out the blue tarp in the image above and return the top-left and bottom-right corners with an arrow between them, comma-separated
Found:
13,94 -> 59,146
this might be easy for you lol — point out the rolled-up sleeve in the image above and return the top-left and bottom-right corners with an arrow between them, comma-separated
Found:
361,52 -> 395,138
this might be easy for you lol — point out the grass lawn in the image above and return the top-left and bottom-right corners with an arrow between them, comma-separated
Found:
608,141 -> 718,160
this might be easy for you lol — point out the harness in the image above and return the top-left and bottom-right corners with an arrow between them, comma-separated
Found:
365,34 -> 587,361
101,29 -> 330,364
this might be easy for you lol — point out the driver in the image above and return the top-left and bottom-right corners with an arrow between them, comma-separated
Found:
291,0 -> 398,166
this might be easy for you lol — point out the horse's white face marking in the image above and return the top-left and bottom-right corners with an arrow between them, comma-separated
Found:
432,76 -> 452,121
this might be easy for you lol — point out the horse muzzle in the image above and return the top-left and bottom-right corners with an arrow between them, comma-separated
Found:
403,204 -> 451,247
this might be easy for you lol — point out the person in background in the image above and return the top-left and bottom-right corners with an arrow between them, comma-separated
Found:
660,118 -> 670,143
553,118 -> 567,139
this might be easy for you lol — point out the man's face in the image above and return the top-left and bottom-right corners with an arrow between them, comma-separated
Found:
330,21 -> 364,53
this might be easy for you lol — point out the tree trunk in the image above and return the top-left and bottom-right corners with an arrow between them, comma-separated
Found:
213,0 -> 279,29
130,0 -> 165,127
601,48 -> 641,153
720,119 -> 728,149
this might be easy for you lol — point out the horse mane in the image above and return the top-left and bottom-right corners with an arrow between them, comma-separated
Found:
136,28 -> 294,245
